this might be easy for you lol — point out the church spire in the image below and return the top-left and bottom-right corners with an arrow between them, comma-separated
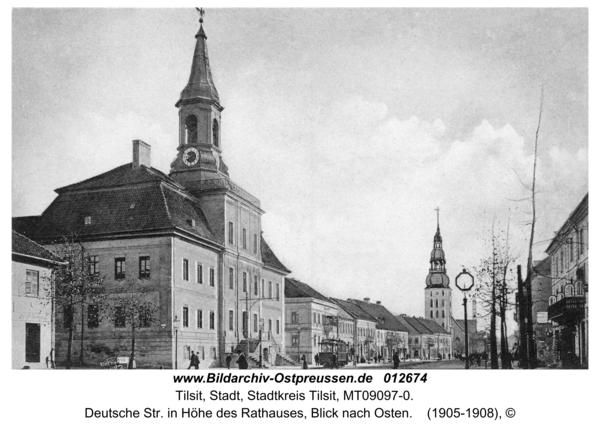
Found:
426,208 -> 449,288
176,8 -> 220,108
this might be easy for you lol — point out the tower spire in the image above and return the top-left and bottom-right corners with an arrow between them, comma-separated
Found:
176,8 -> 220,107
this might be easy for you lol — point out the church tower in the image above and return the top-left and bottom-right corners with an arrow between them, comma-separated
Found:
424,209 -> 452,331
170,9 -> 229,193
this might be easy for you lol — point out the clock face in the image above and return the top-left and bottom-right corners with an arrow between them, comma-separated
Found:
183,148 -> 200,166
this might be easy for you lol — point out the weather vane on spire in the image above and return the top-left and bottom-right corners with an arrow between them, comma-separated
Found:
196,7 -> 205,24
435,206 -> 441,229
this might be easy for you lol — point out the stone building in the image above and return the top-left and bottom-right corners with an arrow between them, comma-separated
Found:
13,15 -> 290,368
546,193 -> 588,368
284,278 -> 340,364
396,315 -> 451,360
329,298 -> 378,362
348,298 -> 408,361
12,231 -> 63,369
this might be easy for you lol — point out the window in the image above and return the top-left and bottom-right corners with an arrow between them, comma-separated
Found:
199,346 -> 205,360
114,306 -> 125,328
183,306 -> 189,328
442,290 -> 444,296
275,283 -> 280,301
430,310 -> 433,318
139,256 -> 150,279
197,310 -> 203,329
313,313 -> 317,324
84,216 -> 92,225
211,347 -> 217,359
269,281 -> 273,298
25,323 -> 41,363
276,319 -> 280,334
25,270 -> 39,296
197,264 -> 203,284
254,276 -> 258,296
183,259 -> 189,281
430,299 -> 433,308
292,312 -> 298,323
63,305 -> 74,328
243,228 -> 247,249
114,257 -> 125,280
442,300 -> 445,307
228,222 -> 234,244
212,119 -> 219,147
314,335 -> 317,346
579,228 -> 585,255
570,237 -> 574,262
243,272 -> 247,293
242,311 -> 248,337
229,310 -> 234,330
229,267 -> 235,290
436,299 -> 438,308
442,310 -> 445,318
210,268 -> 215,287
291,334 -> 299,347
209,311 -> 215,330
261,279 -> 265,297
139,311 -> 151,327
88,305 -> 99,328
436,310 -> 439,318
253,313 -> 258,332
253,234 -> 258,254
88,256 -> 99,275
268,319 -> 272,334
185,114 -> 198,145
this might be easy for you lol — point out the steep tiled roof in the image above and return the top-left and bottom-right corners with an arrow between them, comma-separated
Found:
416,318 -> 450,335
452,318 -> 477,335
55,163 -> 183,193
285,278 -> 329,302
12,230 -> 62,263
400,316 -> 432,335
13,165 -> 217,244
330,298 -> 378,323
394,315 -> 422,335
261,236 -> 290,273
349,299 -> 408,332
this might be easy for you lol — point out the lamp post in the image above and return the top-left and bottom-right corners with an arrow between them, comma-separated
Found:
455,268 -> 474,369
173,316 -> 180,369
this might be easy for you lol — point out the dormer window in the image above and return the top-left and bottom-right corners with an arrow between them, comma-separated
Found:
185,115 -> 198,145
212,119 -> 219,147
84,216 -> 92,225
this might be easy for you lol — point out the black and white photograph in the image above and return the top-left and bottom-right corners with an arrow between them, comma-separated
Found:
7,4 -> 594,426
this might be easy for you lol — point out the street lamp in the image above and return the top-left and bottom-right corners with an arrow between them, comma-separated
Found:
455,268 -> 474,369
173,316 -> 180,370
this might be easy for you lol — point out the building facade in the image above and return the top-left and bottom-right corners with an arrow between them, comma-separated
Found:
329,298 -> 378,362
12,231 -> 63,369
546,194 -> 588,368
13,15 -> 290,369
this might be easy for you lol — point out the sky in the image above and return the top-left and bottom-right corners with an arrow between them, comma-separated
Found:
12,8 -> 588,323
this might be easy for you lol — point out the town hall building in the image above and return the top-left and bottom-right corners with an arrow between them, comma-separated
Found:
14,12 -> 291,368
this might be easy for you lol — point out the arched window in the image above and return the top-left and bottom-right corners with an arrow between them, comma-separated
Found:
436,310 -> 439,318
430,310 -> 433,318
185,115 -> 198,145
430,299 -> 433,308
435,299 -> 438,308
442,310 -> 445,317
212,119 -> 219,147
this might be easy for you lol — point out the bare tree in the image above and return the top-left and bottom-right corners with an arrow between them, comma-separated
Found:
49,237 -> 107,369
107,280 -> 159,369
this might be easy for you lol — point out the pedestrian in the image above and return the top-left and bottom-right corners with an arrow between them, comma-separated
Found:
225,354 -> 232,369
393,352 -> 400,369
188,351 -> 200,369
302,354 -> 308,369
236,353 -> 248,369
332,354 -> 338,369
314,353 -> 320,366
477,354 -> 481,367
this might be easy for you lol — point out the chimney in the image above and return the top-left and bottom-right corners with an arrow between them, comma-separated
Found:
363,298 -> 370,303
376,300 -> 381,305
133,140 -> 151,168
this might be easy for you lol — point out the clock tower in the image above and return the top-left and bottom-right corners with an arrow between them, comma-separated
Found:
170,10 -> 229,193
424,208 -> 452,331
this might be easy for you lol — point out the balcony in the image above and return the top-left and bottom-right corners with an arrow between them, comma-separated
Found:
548,296 -> 585,325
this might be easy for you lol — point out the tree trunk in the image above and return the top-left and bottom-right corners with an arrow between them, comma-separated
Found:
129,324 -> 136,369
79,301 -> 85,366
517,265 -> 529,368
66,302 -> 74,369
